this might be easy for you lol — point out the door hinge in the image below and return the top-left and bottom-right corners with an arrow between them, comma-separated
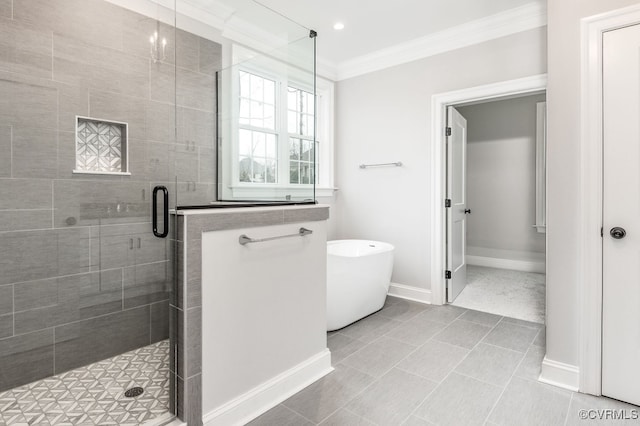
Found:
445,270 -> 452,279
445,199 -> 452,208
601,227 -> 603,237
445,127 -> 452,136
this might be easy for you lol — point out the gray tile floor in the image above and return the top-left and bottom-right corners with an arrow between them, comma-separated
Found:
249,297 -> 640,426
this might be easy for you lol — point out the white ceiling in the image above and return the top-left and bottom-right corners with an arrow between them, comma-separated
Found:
253,0 -> 539,66
173,0 -> 546,80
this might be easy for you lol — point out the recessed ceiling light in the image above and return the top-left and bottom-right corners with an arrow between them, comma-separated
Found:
333,22 -> 345,30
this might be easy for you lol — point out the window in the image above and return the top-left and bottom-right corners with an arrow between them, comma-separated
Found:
237,70 -> 319,186
238,71 -> 278,183
220,44 -> 334,200
287,86 -> 317,185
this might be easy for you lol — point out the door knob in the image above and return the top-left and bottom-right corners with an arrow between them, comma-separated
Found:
610,227 -> 626,239
464,209 -> 471,214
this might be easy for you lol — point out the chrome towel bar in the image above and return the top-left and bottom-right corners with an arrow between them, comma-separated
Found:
239,227 -> 313,245
359,161 -> 403,169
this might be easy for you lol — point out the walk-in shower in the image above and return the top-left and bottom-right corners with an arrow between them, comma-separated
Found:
0,0 -> 316,424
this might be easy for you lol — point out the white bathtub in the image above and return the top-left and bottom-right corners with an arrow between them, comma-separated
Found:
326,240 -> 395,331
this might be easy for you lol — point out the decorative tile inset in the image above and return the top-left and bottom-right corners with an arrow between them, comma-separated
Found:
0,340 -> 169,425
75,117 -> 128,174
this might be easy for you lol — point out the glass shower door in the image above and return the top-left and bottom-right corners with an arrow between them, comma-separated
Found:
0,0 -> 178,423
216,29 -> 318,204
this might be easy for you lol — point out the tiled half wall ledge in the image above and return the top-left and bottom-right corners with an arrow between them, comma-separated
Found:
172,204 -> 330,425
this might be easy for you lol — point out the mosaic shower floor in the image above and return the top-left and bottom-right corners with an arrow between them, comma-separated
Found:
0,340 -> 170,426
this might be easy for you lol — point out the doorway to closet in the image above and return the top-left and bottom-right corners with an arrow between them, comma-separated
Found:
445,94 -> 547,324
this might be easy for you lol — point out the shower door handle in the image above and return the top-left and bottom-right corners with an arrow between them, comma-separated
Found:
152,186 -> 169,238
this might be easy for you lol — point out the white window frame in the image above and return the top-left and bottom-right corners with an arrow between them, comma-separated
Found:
220,44 -> 335,200
315,77 -> 335,195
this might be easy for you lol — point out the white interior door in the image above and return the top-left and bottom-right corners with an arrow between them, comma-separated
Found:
446,106 -> 467,302
602,23 -> 640,406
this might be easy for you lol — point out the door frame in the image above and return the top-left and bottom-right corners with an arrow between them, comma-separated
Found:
580,4 -> 640,396
430,74 -> 548,306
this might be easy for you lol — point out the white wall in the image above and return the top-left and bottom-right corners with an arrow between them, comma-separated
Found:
545,0 -> 640,380
333,27 -> 547,291
317,196 -> 338,240
458,94 -> 546,257
201,218 -> 330,424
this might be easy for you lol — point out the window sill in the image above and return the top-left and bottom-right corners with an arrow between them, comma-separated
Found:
533,224 -> 547,234
316,187 -> 338,197
226,185 -> 337,199
72,170 -> 131,176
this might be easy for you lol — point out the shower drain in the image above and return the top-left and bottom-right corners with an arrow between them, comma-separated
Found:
124,387 -> 144,398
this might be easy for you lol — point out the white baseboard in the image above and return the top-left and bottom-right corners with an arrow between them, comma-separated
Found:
143,412 -> 177,426
538,356 -> 579,391
202,350 -> 333,426
466,255 -> 545,273
161,420 -> 185,426
388,283 -> 432,304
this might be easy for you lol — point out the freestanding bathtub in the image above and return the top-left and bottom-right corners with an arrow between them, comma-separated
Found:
326,240 -> 395,331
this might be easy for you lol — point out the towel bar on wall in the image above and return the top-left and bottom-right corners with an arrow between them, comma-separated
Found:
238,227 -> 313,245
359,161 -> 403,169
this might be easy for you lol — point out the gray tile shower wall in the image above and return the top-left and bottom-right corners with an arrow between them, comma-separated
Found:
0,329 -> 54,391
0,0 -> 221,394
0,0 -> 10,18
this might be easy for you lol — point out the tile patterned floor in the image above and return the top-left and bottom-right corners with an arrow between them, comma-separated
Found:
250,298 -> 640,426
452,266 -> 546,324
0,340 -> 169,425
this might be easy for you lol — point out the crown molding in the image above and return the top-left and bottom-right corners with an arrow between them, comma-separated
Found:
106,0 -> 545,83
316,57 -> 339,81
333,1 -> 547,81
177,0 -> 230,29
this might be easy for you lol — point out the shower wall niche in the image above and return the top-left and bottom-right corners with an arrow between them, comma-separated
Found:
75,117 -> 129,174
0,0 -> 221,395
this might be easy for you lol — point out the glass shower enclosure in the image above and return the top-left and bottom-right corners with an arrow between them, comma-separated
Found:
0,0 -> 316,424
0,0 -> 181,423
215,7 -> 317,203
